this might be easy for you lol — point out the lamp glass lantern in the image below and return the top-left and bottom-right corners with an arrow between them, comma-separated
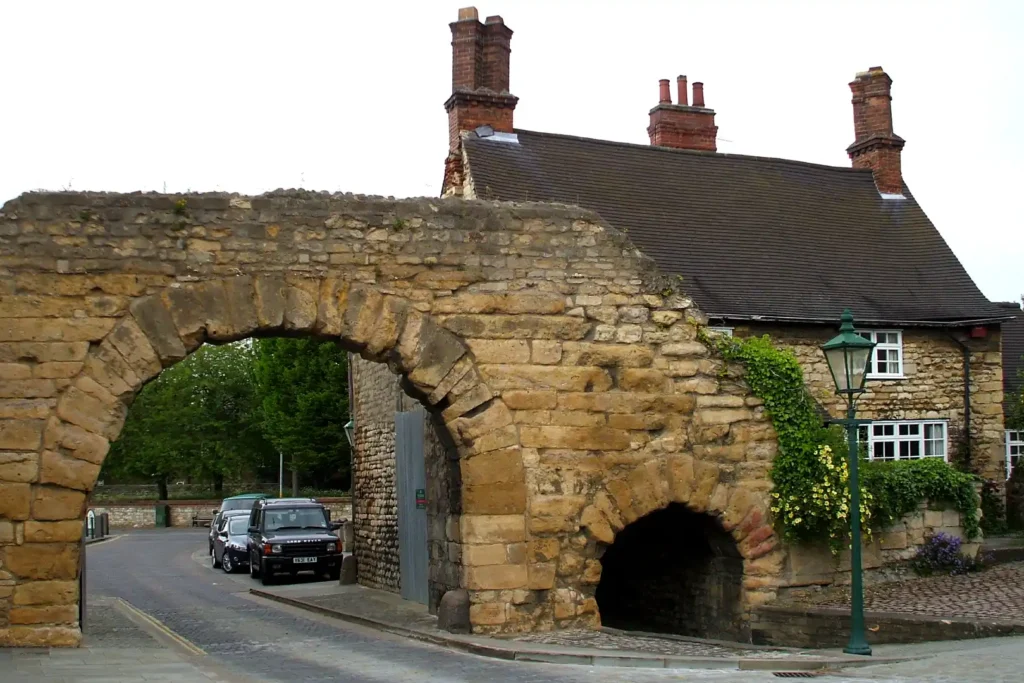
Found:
821,309 -> 876,396
343,419 -> 355,450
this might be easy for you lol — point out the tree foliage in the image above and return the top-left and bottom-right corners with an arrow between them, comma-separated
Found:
102,338 -> 350,496
252,338 -> 350,490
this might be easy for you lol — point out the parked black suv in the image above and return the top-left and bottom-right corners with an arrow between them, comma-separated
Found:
247,498 -> 342,585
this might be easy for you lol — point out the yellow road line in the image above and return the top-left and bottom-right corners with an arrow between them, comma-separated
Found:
114,597 -> 206,656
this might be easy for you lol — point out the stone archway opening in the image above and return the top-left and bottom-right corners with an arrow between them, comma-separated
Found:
594,502 -> 745,641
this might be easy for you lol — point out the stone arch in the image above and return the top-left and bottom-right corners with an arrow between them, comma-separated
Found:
9,275 -> 522,647
578,455 -> 784,639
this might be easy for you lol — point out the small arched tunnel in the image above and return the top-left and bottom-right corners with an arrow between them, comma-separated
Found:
595,503 -> 746,641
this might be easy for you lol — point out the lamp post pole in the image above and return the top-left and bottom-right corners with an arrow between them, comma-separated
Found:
278,452 -> 283,499
843,398 -> 871,656
820,308 -> 876,657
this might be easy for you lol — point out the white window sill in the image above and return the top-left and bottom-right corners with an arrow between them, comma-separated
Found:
866,374 -> 906,381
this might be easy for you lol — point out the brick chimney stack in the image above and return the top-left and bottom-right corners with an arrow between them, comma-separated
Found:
847,67 -> 906,196
444,7 -> 518,152
647,75 -> 718,152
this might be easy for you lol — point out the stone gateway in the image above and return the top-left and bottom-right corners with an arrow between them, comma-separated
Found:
0,191 -> 786,646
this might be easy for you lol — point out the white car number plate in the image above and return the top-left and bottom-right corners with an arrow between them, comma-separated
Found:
293,557 -> 317,564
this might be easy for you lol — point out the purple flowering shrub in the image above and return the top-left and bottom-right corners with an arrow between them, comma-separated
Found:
910,532 -> 982,576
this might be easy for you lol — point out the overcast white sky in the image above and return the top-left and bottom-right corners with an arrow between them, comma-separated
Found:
1,1 -> 1020,303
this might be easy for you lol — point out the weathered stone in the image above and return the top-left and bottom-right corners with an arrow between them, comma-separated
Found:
560,342 -> 654,368
42,420 -> 109,465
0,342 -> 89,363
23,520 -> 85,543
463,482 -> 526,515
467,339 -> 530,364
461,515 -> 526,544
38,450 -> 100,492
364,296 -> 409,358
31,486 -> 86,521
580,506 -> 614,543
520,426 -> 630,450
468,602 -> 506,625
4,542 -> 79,580
618,369 -> 669,392
253,274 -> 287,328
283,278 -> 319,331
501,390 -> 557,410
55,385 -> 123,440
464,564 -> 527,590
9,605 -> 78,625
0,481 -> 31,519
0,419 -> 44,451
0,626 -> 82,647
527,562 -> 556,590
106,318 -> 162,385
404,317 -> 467,392
438,589 -> 471,633
0,452 -> 38,483
479,364 -> 612,392
460,448 -> 524,487
531,340 -> 562,365
128,295 -> 187,363
0,399 -> 54,420
441,315 -> 591,341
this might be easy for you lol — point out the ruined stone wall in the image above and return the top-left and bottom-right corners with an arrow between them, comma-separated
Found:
0,190 -> 782,646
350,356 -> 401,592
733,324 -> 1005,484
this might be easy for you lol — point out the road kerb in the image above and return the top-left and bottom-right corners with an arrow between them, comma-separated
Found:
248,588 -> 924,671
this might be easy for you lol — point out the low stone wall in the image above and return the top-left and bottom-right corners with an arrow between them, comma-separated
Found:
777,498 -> 980,595
91,498 -> 352,529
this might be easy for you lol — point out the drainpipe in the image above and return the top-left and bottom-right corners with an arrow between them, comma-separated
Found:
347,352 -> 356,506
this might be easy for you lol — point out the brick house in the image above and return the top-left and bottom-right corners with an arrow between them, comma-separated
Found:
439,7 -> 1012,484
1001,301 -> 1024,475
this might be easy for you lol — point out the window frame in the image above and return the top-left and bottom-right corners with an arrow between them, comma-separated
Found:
1007,430 -> 1024,479
706,326 -> 734,337
855,329 -> 904,379
856,419 -> 949,463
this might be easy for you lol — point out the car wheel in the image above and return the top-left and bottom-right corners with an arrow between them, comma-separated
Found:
222,553 -> 233,573
249,552 -> 260,578
211,548 -> 221,569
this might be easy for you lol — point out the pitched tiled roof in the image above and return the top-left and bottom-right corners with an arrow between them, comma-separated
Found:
464,129 -> 1005,324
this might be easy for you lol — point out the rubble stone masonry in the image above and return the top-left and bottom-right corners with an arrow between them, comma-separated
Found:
0,190 -> 994,647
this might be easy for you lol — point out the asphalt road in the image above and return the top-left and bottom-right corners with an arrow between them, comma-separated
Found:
84,529 -> 1024,683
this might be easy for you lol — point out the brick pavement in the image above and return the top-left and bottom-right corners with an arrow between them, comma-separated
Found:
786,561 -> 1024,622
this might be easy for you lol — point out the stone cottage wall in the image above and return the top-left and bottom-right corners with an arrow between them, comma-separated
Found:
734,324 -> 1005,484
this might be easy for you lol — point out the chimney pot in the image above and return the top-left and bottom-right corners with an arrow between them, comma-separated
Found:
692,82 -> 705,107
659,79 -> 671,104
677,75 -> 688,106
458,7 -> 479,21
485,15 -> 504,24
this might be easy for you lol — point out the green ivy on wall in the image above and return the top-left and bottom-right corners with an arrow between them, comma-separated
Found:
699,330 -> 980,549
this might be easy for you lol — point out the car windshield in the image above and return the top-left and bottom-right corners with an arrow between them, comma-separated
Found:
264,507 -> 327,532
228,518 -> 248,535
222,498 -> 258,512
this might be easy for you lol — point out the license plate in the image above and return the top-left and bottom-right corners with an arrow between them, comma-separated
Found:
293,557 -> 317,564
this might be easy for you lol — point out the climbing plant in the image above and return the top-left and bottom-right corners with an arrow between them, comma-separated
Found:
700,330 -> 980,549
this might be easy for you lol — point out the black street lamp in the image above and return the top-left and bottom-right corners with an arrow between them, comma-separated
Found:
821,308 -> 876,657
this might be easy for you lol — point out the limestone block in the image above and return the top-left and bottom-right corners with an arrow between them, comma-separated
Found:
661,341 -> 708,357
695,408 -> 754,425
942,509 -> 961,527
520,426 -> 630,451
666,453 -> 695,503
500,390 -> 557,410
618,369 -> 668,393
0,482 -> 31,519
0,520 -> 13,543
560,342 -> 654,368
461,515 -> 526,544
128,295 -> 187,362
463,483 -> 526,515
464,564 -> 527,590
0,363 -> 31,380
531,340 -> 562,365
31,486 -> 86,521
0,342 -> 89,364
23,521 -> 84,543
106,317 -> 162,381
83,342 -> 141,398
467,339 -> 530,364
528,538 -> 561,563
4,542 -> 79,580
0,420 -> 44,451
38,450 -> 100,492
458,424 -> 518,457
0,399 -> 54,420
55,385 -> 123,440
0,626 -> 81,647
530,495 -> 586,520
427,356 -> 474,405
253,274 -> 287,328
469,602 -> 506,626
447,400 -> 512,443
42,419 -> 109,465
441,314 -> 591,341
688,461 -> 721,512
282,278 -> 319,332
923,509 -> 944,528
460,448 -> 524,487
879,530 -> 908,550
0,452 -> 38,483
527,562 -> 556,590
402,317 -> 467,392
479,364 -> 612,392
9,605 -> 77,625
462,544 -> 508,567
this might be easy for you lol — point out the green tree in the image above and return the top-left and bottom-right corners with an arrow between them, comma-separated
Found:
102,341 -> 276,497
253,338 -> 350,494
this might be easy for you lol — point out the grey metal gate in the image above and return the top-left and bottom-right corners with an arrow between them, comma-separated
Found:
395,409 -> 429,604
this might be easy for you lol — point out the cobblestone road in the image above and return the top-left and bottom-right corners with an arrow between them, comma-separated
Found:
30,529 -> 1019,682
786,562 -> 1024,622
